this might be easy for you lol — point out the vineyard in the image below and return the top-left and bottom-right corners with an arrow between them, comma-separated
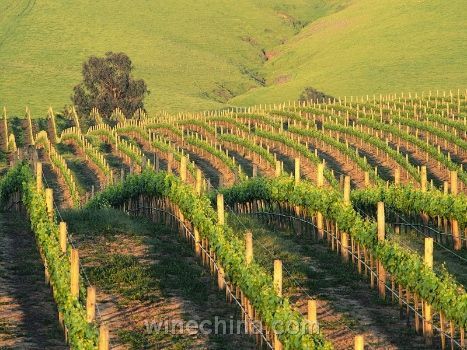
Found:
0,90 -> 466,349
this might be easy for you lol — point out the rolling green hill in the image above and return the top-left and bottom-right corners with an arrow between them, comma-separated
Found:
0,0 -> 341,116
230,0 -> 467,106
0,0 -> 465,117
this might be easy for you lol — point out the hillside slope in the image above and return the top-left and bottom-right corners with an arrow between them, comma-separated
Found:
1,0 -> 465,115
0,0 -> 342,116
230,0 -> 467,105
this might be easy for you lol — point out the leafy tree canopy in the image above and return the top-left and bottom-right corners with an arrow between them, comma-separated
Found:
299,87 -> 333,103
71,52 -> 149,119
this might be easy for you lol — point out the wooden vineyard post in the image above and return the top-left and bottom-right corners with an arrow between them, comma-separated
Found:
98,324 -> 109,350
245,230 -> 253,265
423,237 -> 433,345
273,260 -> 283,349
394,167 -> 401,235
394,167 -> 400,186
59,222 -> 67,253
377,202 -> 386,299
341,232 -> 349,262
195,169 -> 202,195
317,212 -> 324,241
343,176 -> 351,205
217,267 -> 225,290
450,171 -> 461,250
274,334 -> 282,350
70,249 -> 79,298
274,260 -> 282,297
364,171 -> 370,187
317,163 -> 324,187
217,193 -> 224,226
294,157 -> 300,185
308,299 -> 318,333
354,335 -> 364,350
316,163 -> 325,240
86,286 -> 96,322
420,166 -> 429,234
36,161 -> 43,190
45,188 -> 54,220
180,155 -> 187,182
252,164 -> 258,177
450,171 -> 458,196
194,227 -> 201,256
420,166 -> 427,192
275,160 -> 281,177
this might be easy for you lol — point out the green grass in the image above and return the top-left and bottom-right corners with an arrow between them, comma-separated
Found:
0,0 -> 340,116
1,1 -> 464,116
0,0 -> 467,117
62,208 -> 257,349
231,0 -> 467,105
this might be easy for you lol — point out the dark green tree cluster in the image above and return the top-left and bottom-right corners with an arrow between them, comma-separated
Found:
72,52 -> 149,119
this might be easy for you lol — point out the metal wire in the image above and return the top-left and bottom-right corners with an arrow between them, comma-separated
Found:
41,173 -> 104,321
356,204 -> 467,264
225,203 -> 375,349
244,207 -> 463,348
127,204 -> 274,349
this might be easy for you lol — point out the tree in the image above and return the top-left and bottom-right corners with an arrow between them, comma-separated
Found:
71,52 -> 149,118
299,87 -> 333,104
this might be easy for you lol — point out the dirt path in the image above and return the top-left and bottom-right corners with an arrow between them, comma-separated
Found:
64,208 -> 257,349
0,212 -> 66,349
228,214 -> 434,350
57,142 -> 103,193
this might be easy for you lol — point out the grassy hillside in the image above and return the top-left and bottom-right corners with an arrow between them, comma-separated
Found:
231,0 -> 467,105
0,0 -> 341,117
0,0 -> 465,116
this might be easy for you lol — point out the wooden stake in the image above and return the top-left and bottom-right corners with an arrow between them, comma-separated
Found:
195,169 -> 202,195
452,219 -> 461,250
217,193 -> 224,225
364,171 -> 370,187
317,212 -> 324,240
341,232 -> 349,262
59,222 -> 67,253
275,160 -> 281,177
424,237 -> 433,268
377,202 -> 386,299
450,171 -> 458,195
194,227 -> 201,256
423,237 -> 434,343
354,335 -> 364,350
45,188 -> 54,219
180,155 -> 187,182
377,202 -> 385,241
274,260 -> 282,297
36,162 -> 43,190
245,230 -> 253,265
317,163 -> 324,187
394,167 -> 400,185
274,333 -> 282,350
343,176 -> 351,205
294,157 -> 300,185
307,300 -> 318,333
86,286 -> 96,322
70,249 -> 79,298
420,166 -> 427,192
217,267 -> 225,290
98,324 -> 109,350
